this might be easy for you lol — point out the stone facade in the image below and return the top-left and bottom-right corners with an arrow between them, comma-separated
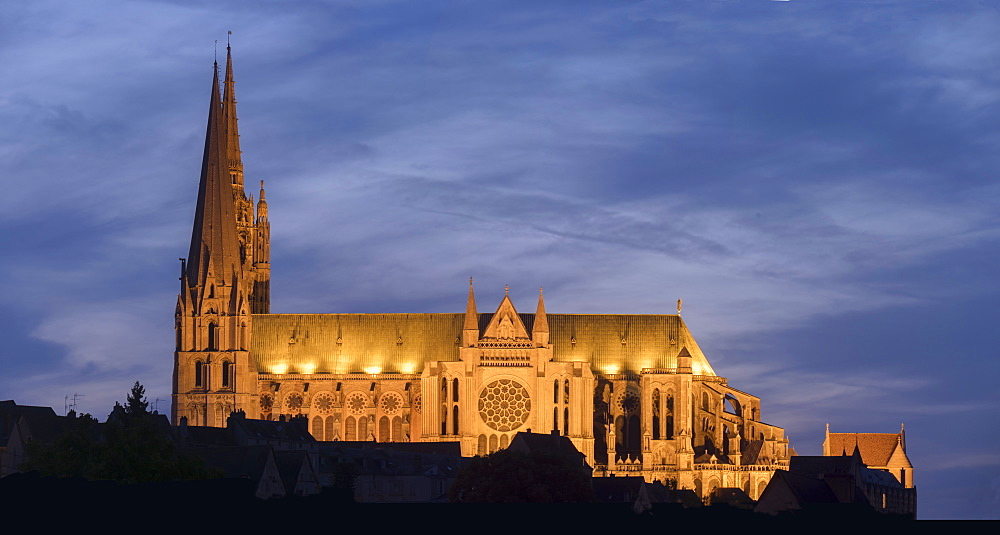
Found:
172,48 -> 792,500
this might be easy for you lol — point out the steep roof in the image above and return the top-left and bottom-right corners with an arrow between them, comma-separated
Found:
0,401 -> 57,447
249,313 -> 716,376
186,62 -> 240,286
826,433 -> 902,467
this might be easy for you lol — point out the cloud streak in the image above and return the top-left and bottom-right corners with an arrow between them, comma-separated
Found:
1,0 -> 997,518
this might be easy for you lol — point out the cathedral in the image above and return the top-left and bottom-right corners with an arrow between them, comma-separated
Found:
172,48 -> 792,499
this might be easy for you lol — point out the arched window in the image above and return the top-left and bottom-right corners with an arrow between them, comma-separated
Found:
563,380 -> 570,404
325,416 -> 336,441
392,416 -> 402,442
666,394 -> 675,439
702,392 -> 710,412
452,405 -> 460,435
194,360 -> 204,388
346,416 -> 357,441
452,378 -> 459,403
358,416 -> 368,441
312,416 -> 323,440
652,389 -> 661,440
441,405 -> 448,435
489,434 -> 498,453
553,380 -> 559,404
221,361 -> 231,388
553,407 -> 559,433
379,416 -> 390,442
478,434 -> 487,456
563,408 -> 569,436
207,322 -> 219,351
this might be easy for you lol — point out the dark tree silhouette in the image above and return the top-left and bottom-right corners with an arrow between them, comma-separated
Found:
124,381 -> 149,416
23,382 -> 217,483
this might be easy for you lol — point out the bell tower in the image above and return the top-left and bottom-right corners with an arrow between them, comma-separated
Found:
172,53 -> 258,426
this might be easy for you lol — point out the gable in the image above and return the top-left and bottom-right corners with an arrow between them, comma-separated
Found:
481,295 -> 530,340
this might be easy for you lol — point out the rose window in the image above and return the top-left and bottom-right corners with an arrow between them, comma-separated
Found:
617,391 -> 639,415
286,392 -> 303,410
313,392 -> 335,414
380,392 -> 402,415
260,393 -> 273,411
413,394 -> 422,414
346,393 -> 368,415
478,379 -> 531,432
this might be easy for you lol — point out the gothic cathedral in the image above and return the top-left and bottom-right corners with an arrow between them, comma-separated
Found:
172,48 -> 792,499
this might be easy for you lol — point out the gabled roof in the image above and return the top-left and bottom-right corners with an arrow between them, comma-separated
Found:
228,414 -> 315,444
0,401 -> 58,447
638,481 -> 702,508
761,469 -> 841,507
273,449 -> 312,496
508,431 -> 586,463
826,433 -> 902,467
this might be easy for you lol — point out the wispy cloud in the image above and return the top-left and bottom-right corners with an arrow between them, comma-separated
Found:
1,1 -> 997,518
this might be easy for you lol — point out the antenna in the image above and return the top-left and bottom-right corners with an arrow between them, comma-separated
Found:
65,393 -> 85,415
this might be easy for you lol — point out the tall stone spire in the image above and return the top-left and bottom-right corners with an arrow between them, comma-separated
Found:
252,179 -> 271,313
174,55 -> 256,429
533,286 -> 549,345
223,44 -> 244,193
463,277 -> 479,346
186,62 -> 240,286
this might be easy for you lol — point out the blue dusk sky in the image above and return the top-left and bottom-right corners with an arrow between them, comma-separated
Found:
1,1 -> 997,519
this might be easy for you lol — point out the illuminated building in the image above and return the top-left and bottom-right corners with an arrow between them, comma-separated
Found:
172,47 -> 792,499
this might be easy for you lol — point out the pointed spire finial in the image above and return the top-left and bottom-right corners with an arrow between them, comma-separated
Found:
505,284 -> 509,296
222,43 -> 243,191
259,180 -> 266,200
534,284 -> 548,342
677,298 -> 682,314
463,276 -> 479,335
